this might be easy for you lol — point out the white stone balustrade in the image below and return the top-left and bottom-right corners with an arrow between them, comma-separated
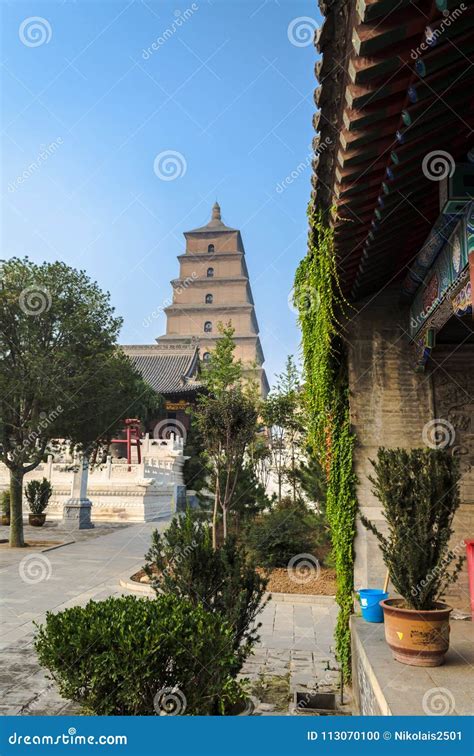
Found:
0,434 -> 188,523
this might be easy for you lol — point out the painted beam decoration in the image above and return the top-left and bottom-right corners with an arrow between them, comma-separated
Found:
410,202 -> 471,338
452,280 -> 472,317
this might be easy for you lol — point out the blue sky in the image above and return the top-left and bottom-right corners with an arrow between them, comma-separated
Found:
2,0 -> 321,386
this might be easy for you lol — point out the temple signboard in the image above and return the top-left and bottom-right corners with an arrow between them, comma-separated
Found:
165,400 -> 191,411
410,204 -> 471,338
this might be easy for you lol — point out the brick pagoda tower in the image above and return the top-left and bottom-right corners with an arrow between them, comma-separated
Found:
157,202 -> 269,396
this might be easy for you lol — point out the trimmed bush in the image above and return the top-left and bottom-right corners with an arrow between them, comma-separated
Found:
246,499 -> 322,569
144,508 -> 267,673
35,594 -> 242,715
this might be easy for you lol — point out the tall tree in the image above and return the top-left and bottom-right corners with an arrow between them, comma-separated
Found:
194,323 -> 258,547
261,355 -> 303,503
0,258 -> 161,547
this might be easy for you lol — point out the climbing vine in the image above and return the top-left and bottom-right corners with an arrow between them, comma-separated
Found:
294,206 -> 358,682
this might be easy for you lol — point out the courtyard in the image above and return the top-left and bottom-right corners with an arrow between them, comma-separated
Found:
0,520 -> 343,717
1,0 -> 473,750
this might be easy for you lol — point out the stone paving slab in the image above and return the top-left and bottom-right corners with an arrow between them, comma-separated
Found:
239,596 -> 342,711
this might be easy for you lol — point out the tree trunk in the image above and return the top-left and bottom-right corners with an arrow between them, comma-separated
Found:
222,503 -> 227,542
292,446 -> 296,505
212,487 -> 219,550
10,467 -> 25,547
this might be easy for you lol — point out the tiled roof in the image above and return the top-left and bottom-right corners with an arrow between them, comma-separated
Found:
184,201 -> 237,234
313,0 -> 474,300
122,344 -> 201,395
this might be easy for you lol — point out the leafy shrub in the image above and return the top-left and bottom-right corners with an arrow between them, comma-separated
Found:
1,490 -> 10,516
25,478 -> 52,514
361,448 -> 464,610
35,594 -> 242,715
144,509 -> 267,673
246,498 -> 323,568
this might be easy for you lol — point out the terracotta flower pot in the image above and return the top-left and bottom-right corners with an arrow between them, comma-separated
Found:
29,513 -> 46,527
380,598 -> 452,667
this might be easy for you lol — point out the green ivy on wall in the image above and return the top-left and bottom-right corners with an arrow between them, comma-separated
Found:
294,206 -> 358,682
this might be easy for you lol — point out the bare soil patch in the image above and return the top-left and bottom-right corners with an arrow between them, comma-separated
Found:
260,567 -> 336,595
0,539 -> 68,550
131,565 -> 337,595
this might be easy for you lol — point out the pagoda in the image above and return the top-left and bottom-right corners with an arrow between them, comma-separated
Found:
123,203 -> 269,435
157,202 -> 269,396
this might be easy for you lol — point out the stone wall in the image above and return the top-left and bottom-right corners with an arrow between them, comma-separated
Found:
346,286 -> 473,611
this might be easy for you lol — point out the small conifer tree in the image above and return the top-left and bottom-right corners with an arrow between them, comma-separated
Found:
361,448 -> 465,610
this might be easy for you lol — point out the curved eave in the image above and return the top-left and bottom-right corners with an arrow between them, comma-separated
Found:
312,0 -> 474,300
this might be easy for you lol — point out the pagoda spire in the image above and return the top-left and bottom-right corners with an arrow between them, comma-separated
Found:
211,201 -> 221,221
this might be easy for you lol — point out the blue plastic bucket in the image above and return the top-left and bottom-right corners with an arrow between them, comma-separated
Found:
359,589 -> 388,623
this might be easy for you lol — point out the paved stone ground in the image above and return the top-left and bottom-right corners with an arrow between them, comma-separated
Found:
239,600 -> 344,715
0,521 -> 344,716
0,521 -> 164,715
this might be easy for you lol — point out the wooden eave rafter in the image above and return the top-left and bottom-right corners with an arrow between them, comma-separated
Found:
312,0 -> 474,299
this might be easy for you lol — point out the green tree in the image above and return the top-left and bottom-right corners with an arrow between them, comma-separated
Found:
261,356 -> 303,503
200,321 -> 242,395
246,498 -> 319,568
193,322 -> 259,546
144,509 -> 267,676
291,445 -> 327,512
229,460 -> 272,530
0,258 -> 160,547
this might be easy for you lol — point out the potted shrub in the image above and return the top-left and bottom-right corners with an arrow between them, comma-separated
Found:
361,448 -> 464,667
1,491 -> 10,526
25,478 -> 53,527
